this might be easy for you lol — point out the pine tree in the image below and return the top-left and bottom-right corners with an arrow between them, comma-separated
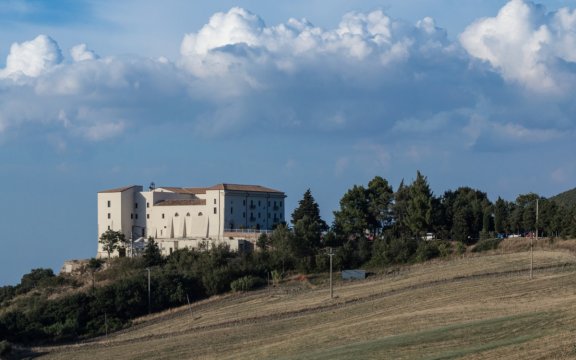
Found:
291,189 -> 328,231
404,171 -> 433,238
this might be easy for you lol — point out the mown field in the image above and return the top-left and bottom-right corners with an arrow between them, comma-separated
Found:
36,244 -> 576,359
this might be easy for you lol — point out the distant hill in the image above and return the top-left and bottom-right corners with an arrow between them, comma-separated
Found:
550,187 -> 576,208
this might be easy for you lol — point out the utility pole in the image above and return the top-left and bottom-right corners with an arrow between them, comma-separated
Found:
530,199 -> 539,280
146,268 -> 151,314
328,247 -> 335,299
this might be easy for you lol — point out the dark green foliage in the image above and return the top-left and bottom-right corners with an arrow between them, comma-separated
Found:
371,236 -> 418,266
230,276 -> 265,292
550,187 -> 576,208
472,238 -> 502,253
143,237 -> 163,267
415,241 -> 441,262
99,229 -> 126,259
0,340 -> 11,356
291,189 -> 328,232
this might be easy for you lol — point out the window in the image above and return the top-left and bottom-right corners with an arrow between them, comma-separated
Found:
107,200 -> 111,207
243,200 -> 246,205
147,214 -> 150,219
258,212 -> 261,218
162,213 -> 165,219
230,207 -> 233,214
214,199 -> 217,204
135,203 -> 138,209
131,213 -> 133,219
258,200 -> 261,206
268,201 -> 270,207
135,214 -> 138,219
107,213 -> 111,219
147,202 -> 149,208
175,213 -> 179,217
243,212 -> 245,218
198,212 -> 203,216
186,213 -> 190,217
108,225 -> 111,230
268,213 -> 270,218
213,207 -> 217,214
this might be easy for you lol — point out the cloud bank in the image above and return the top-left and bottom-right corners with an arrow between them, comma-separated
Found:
0,1 -> 574,152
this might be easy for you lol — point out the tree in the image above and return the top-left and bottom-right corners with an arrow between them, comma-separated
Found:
493,197 -> 509,234
143,237 -> 163,267
99,229 -> 126,259
366,176 -> 394,236
404,171 -> 433,238
333,185 -> 369,240
291,189 -> 328,259
291,189 -> 328,231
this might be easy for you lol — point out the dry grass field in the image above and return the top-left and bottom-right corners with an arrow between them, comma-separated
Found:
35,242 -> 576,359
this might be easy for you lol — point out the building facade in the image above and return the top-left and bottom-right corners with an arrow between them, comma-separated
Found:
97,183 -> 286,258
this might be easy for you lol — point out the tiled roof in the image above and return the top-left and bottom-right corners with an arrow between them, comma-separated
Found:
156,187 -> 207,194
98,185 -> 140,193
155,199 -> 207,206
206,184 -> 284,193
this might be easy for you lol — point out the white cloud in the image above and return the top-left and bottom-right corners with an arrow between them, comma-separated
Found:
0,35 -> 62,79
70,44 -> 99,62
460,0 -> 576,92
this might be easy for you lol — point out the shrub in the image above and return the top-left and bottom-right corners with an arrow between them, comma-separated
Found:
230,276 -> 265,292
472,238 -> 502,253
415,241 -> 441,262
0,340 -> 11,356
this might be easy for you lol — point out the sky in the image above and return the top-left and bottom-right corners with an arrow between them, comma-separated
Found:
1,0 -> 576,285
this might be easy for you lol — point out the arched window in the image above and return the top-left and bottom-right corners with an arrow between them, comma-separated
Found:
198,212 -> 203,216
186,212 -> 190,217
175,213 -> 179,217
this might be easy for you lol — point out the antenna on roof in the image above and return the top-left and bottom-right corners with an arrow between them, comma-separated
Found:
149,182 -> 156,191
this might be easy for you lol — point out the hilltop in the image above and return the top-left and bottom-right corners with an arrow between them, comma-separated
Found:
550,187 -> 576,208
34,238 -> 576,359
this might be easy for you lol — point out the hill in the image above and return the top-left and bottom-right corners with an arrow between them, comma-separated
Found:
35,240 -> 576,359
550,187 -> 576,208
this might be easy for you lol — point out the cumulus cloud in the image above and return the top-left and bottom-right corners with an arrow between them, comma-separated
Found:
0,3 -> 573,158
0,35 -> 62,79
460,0 -> 576,92
70,44 -> 98,62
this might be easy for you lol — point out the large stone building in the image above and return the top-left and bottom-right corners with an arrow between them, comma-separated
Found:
97,183 -> 286,258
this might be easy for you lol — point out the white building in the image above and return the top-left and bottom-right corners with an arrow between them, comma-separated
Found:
97,183 -> 286,258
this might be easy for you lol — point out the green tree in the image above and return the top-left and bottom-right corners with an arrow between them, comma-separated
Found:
333,185 -> 369,240
404,171 -> 433,238
493,197 -> 509,234
143,237 -> 163,267
366,176 -> 394,236
291,189 -> 328,232
99,229 -> 126,259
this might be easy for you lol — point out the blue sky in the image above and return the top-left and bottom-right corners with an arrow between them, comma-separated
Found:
1,0 -> 575,285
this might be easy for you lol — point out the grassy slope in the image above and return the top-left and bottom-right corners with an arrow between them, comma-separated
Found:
37,245 -> 576,359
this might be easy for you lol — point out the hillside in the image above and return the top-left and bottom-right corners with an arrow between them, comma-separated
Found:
550,187 -> 576,208
35,240 -> 576,359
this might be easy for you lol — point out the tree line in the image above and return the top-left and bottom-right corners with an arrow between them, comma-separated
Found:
1,170 -> 575,347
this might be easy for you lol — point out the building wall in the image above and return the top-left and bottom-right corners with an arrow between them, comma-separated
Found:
97,184 -> 285,258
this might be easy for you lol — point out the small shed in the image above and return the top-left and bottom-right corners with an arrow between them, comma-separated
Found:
341,269 -> 366,280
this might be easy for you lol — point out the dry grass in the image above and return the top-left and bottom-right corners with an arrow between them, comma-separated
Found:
35,245 -> 576,359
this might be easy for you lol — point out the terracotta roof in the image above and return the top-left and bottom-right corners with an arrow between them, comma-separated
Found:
206,183 -> 284,194
155,199 -> 207,206
156,187 -> 207,194
98,185 -> 140,193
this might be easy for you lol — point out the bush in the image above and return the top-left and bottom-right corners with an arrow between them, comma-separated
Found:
230,276 -> 265,292
472,238 -> 502,253
0,340 -> 11,356
415,241 -> 441,262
